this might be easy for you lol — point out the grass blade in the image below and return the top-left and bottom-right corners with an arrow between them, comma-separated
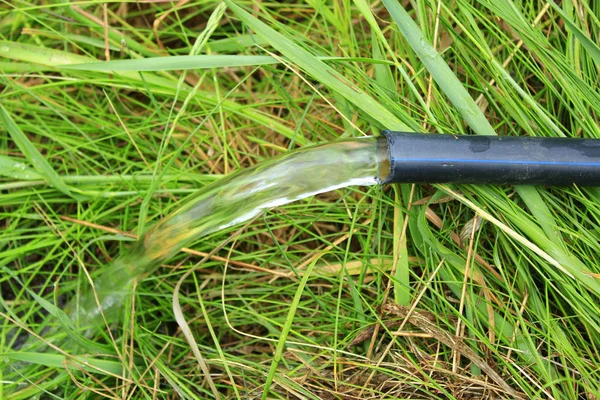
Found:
62,55 -> 393,72
549,1 -> 600,67
1,352 -> 122,375
262,258 -> 319,399
0,40 -> 302,144
0,40 -> 92,65
62,55 -> 280,72
0,105 -> 74,198
224,0 -> 409,132
382,0 -> 496,136
0,155 -> 41,180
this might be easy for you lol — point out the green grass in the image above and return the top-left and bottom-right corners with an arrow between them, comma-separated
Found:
1,0 -> 600,398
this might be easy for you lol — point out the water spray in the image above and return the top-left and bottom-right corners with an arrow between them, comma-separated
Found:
6,130 -> 600,398
68,131 -> 600,326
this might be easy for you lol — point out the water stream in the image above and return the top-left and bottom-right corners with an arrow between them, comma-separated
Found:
1,137 -> 388,397
68,137 -> 386,327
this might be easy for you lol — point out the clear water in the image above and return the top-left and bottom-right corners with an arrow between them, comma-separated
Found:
69,137 -> 383,326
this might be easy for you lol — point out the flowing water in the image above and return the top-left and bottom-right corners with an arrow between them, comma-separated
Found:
68,137 -> 386,326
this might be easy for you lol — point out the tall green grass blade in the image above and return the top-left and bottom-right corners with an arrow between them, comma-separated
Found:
304,0 -> 344,32
63,55 -> 280,72
224,0 -> 409,132
262,258 -> 319,399
354,0 -> 438,128
549,1 -> 600,67
0,156 -> 41,180
208,34 -> 268,52
475,0 -> 600,137
0,40 -> 301,144
382,0 -> 496,136
19,28 -> 121,52
0,40 -> 92,66
1,352 -> 122,375
0,105 -> 74,198
392,187 -> 410,306
63,54 -> 394,72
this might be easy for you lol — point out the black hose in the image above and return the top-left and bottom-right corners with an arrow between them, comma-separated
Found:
380,131 -> 600,185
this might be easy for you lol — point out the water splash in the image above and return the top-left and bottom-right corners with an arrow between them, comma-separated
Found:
69,137 -> 384,326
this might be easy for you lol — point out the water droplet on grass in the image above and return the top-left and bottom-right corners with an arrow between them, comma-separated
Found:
419,39 -> 438,59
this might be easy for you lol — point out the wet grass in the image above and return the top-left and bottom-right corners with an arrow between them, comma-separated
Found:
1,1 -> 600,398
